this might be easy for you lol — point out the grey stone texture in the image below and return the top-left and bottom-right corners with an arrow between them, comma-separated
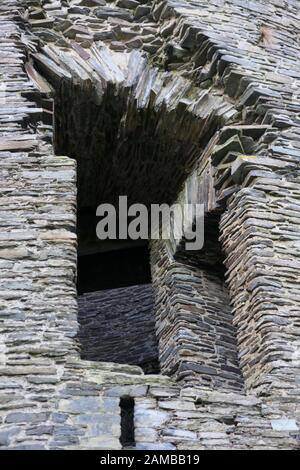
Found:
78,284 -> 159,370
150,238 -> 244,392
0,0 -> 299,450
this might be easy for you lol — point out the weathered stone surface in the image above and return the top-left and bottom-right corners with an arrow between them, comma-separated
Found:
78,284 -> 159,372
271,419 -> 299,432
0,0 -> 298,452
5,413 -> 50,424
150,237 -> 244,392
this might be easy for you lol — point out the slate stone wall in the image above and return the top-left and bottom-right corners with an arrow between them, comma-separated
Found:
0,0 -> 299,450
150,239 -> 244,392
78,284 -> 159,371
220,183 -> 300,398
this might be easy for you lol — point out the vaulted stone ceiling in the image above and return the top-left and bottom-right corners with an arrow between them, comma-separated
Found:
27,0 -> 300,268
27,0 -> 300,223
36,45 -> 236,211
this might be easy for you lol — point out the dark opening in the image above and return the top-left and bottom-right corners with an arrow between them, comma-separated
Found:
120,397 -> 135,449
74,200 -> 160,371
77,244 -> 151,294
51,63 -> 214,379
77,240 -> 160,373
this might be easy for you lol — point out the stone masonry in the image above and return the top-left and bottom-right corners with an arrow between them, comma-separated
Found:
78,284 -> 159,372
0,0 -> 299,450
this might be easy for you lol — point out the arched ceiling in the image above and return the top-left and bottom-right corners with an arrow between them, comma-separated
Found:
33,44 -> 237,210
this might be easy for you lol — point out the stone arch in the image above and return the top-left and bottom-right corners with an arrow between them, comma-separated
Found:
26,2 -> 300,402
33,44 -> 237,209
0,0 -> 298,451
30,40 -> 249,392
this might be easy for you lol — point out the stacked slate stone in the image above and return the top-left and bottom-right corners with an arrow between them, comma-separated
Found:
78,284 -> 159,373
26,0 -> 163,54
150,236 -> 244,392
31,43 -> 234,209
0,1 -> 77,449
0,0 -> 299,450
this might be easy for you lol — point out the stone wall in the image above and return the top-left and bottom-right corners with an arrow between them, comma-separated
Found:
0,3 -> 77,448
78,284 -> 159,372
220,181 -> 300,398
150,239 -> 244,392
0,0 -> 299,450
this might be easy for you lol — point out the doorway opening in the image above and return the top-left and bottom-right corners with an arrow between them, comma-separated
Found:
77,238 -> 160,373
47,50 -> 237,384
